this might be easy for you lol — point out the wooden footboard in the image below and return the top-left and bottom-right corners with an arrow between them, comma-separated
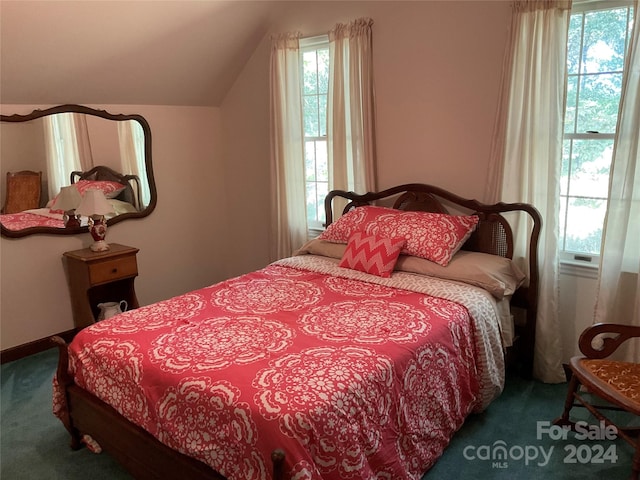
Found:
52,336 -> 286,480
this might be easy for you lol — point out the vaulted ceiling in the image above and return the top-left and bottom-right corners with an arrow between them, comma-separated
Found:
0,1 -> 285,106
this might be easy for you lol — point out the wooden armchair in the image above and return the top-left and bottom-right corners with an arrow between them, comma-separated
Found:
555,323 -> 640,480
2,170 -> 42,214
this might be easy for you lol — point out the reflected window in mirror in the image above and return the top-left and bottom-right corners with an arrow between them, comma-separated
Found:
0,105 -> 156,238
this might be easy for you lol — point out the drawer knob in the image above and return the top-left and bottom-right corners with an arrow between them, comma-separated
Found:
112,268 -> 118,273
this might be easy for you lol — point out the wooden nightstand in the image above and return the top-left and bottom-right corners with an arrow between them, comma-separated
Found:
63,243 -> 140,329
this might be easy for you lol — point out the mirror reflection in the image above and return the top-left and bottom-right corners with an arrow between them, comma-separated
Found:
0,105 -> 156,237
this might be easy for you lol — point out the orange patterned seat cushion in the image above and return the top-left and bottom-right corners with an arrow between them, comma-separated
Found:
579,359 -> 640,411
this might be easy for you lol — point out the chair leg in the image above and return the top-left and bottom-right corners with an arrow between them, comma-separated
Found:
553,372 -> 580,427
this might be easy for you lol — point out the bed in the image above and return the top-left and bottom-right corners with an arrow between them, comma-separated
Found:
0,166 -> 140,233
52,183 -> 541,480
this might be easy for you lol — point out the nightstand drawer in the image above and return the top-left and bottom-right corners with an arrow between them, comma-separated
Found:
89,256 -> 138,285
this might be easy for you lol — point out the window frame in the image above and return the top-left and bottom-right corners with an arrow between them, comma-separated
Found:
559,0 -> 635,270
300,35 -> 330,233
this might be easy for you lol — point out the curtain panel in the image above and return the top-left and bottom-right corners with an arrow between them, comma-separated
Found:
594,0 -> 640,362
118,122 -> 149,210
269,32 -> 307,261
328,17 -> 377,196
486,0 -> 572,383
44,113 -> 88,199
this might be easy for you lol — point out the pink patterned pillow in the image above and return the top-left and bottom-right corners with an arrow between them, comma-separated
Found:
339,232 -> 405,277
74,180 -> 126,198
320,205 -> 479,266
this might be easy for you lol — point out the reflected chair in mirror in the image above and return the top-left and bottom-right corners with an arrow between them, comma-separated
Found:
554,323 -> 640,480
1,170 -> 42,214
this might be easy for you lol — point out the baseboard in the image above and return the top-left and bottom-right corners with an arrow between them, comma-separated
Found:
0,329 -> 77,364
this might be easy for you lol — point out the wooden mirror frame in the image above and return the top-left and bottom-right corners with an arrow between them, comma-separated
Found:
0,105 -> 157,238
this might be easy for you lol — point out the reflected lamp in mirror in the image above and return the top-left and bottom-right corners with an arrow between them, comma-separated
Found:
51,185 -> 82,228
76,189 -> 114,252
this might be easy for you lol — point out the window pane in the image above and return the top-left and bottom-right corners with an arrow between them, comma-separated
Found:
564,76 -> 578,134
318,94 -> 327,137
564,197 -> 606,254
567,14 -> 583,75
304,96 -> 319,136
306,182 -> 317,221
303,51 -> 318,95
305,141 -> 316,181
559,196 -> 568,250
566,139 -> 613,198
582,8 -> 630,74
317,49 -> 330,94
316,140 -> 328,182
576,73 -> 623,133
316,181 -> 328,225
561,140 -> 572,196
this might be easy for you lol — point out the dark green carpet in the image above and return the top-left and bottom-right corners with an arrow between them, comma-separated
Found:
1,348 -> 635,479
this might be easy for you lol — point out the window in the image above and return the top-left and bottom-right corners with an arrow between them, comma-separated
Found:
301,36 -> 330,230
560,1 -> 634,263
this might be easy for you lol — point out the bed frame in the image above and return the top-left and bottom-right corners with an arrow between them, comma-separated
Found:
71,165 -> 142,211
53,183 -> 541,480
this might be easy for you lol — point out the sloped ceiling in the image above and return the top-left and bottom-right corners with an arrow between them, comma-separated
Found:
0,0 -> 283,106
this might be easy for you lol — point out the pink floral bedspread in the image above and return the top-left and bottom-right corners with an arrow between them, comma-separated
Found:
1,210 -> 63,230
54,256 -> 504,479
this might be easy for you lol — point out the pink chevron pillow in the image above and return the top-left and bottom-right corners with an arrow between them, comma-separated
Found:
339,232 -> 406,278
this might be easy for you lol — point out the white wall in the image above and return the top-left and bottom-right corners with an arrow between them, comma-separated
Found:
0,104 -> 229,350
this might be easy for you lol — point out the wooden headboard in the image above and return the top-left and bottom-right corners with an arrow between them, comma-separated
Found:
71,165 -> 142,211
324,183 -> 542,377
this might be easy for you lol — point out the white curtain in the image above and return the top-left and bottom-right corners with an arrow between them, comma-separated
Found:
328,17 -> 377,195
44,113 -> 93,199
118,121 -> 149,209
269,32 -> 307,261
44,113 -> 81,198
270,19 -> 377,261
73,114 -> 93,172
594,0 -> 640,363
485,0 -> 571,383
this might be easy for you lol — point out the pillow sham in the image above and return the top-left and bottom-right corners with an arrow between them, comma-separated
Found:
296,239 -> 526,299
108,199 -> 138,216
319,205 -> 478,266
74,180 -> 126,198
339,232 -> 405,278
395,250 -> 526,299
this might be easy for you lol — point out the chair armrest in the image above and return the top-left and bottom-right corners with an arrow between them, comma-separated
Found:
578,323 -> 640,359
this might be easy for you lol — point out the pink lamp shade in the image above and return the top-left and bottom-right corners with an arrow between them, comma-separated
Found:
51,185 -> 82,227
75,189 -> 114,252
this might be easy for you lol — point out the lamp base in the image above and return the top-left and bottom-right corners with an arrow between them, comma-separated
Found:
90,240 -> 110,252
88,215 -> 109,252
63,210 -> 80,228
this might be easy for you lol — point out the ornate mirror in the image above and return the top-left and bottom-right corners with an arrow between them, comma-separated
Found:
0,105 -> 157,238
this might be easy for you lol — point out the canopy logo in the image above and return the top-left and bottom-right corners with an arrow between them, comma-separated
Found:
463,440 -> 553,468
462,421 -> 618,469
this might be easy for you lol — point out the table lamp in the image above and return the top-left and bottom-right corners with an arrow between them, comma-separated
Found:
51,185 -> 82,227
75,189 -> 114,252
